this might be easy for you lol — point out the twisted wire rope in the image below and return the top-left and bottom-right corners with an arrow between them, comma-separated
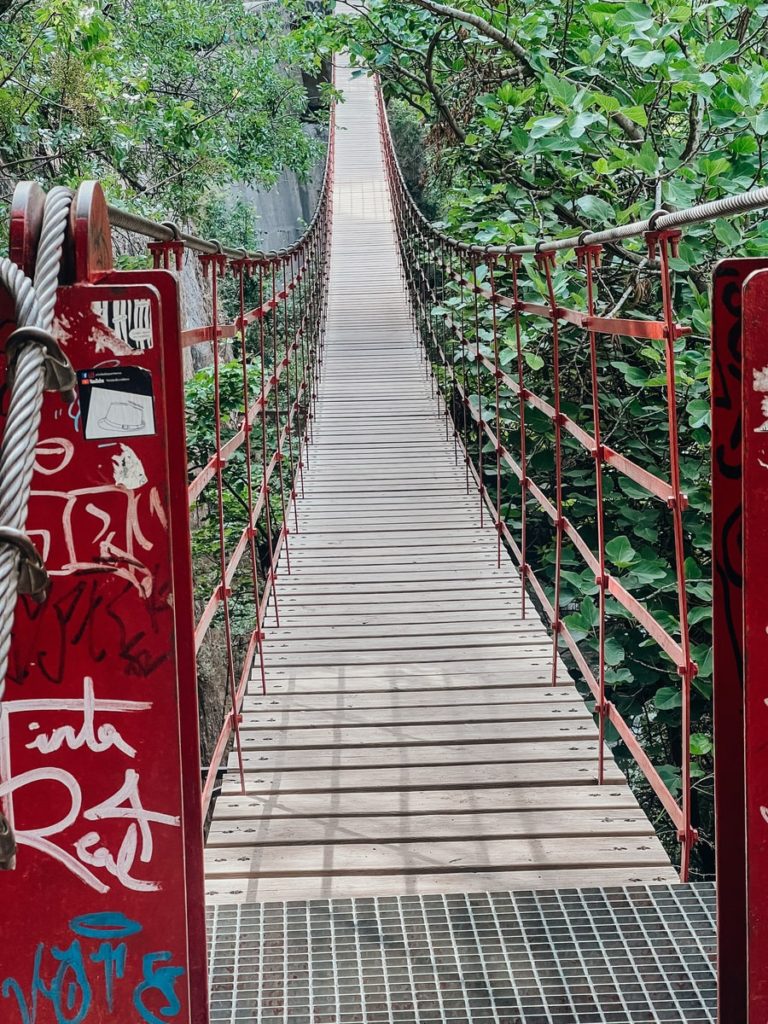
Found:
0,186 -> 72,701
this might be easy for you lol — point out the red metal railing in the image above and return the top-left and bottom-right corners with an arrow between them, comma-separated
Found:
376,85 -> 709,877
109,111 -> 335,816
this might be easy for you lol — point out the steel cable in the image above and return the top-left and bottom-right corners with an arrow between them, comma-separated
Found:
0,186 -> 73,702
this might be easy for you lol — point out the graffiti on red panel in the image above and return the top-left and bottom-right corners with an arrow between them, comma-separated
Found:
7,436 -> 173,690
0,676 -> 180,894
1,911 -> 185,1023
28,436 -> 165,597
1,274 -> 202,1021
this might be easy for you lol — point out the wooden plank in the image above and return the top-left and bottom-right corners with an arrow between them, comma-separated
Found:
261,669 -> 573,691
260,619 -> 535,638
242,685 -> 582,711
207,809 -> 653,847
261,612 -> 528,629
262,648 -> 554,667
219,761 -> 619,795
261,634 -> 551,655
263,599 -> 523,617
204,866 -> 680,904
228,740 -> 605,771
204,835 -> 672,878
239,701 -> 589,728
210,784 -> 637,821
238,720 -> 594,749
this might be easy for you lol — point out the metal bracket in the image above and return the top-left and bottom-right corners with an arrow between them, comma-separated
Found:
5,325 -> 77,403
0,526 -> 50,602
0,812 -> 16,870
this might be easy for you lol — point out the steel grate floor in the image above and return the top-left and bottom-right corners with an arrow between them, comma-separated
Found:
206,882 -> 716,1023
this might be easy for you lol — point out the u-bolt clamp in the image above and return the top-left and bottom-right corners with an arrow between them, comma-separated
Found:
0,811 -> 16,871
0,526 -> 50,602
5,325 -> 77,404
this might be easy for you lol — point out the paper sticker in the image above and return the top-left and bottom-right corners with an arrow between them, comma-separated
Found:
78,366 -> 156,440
91,298 -> 154,350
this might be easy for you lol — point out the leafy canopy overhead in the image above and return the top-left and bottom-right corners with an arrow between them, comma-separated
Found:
0,0 -> 326,224
301,0 -> 768,263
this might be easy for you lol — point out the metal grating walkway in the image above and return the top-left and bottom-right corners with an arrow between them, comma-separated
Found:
207,881 -> 716,1023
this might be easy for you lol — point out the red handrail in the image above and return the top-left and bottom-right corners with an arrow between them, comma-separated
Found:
376,83 -> 698,878
118,102 -> 336,817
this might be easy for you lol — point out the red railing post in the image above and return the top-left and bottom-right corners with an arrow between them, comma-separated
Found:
710,256 -> 768,1023
508,254 -> 528,619
470,253 -> 485,526
233,254 -> 268,698
270,261 -> 291,576
257,259 -> 280,625
578,241 -> 609,781
1,181 -> 209,1021
199,249 -> 246,796
489,256 -> 503,568
458,249 -> 471,494
536,249 -> 564,688
647,225 -> 697,879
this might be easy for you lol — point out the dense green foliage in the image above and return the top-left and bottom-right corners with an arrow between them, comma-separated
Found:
0,0 -> 325,230
297,0 -> 768,874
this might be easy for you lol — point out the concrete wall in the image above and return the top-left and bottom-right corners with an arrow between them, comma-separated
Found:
180,146 -> 326,376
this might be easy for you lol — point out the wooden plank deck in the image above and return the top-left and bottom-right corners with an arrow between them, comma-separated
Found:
204,58 -> 676,905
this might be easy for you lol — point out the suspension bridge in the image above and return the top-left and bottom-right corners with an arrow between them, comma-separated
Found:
1,47 -> 767,1024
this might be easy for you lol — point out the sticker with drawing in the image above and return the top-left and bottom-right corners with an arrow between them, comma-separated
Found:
92,298 -> 154,351
77,367 -> 156,441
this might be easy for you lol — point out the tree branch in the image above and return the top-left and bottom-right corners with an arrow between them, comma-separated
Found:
403,0 -> 533,70
424,27 -> 466,142
403,0 -> 645,142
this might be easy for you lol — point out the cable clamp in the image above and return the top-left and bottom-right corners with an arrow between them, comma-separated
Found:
0,526 -> 49,602
0,812 -> 16,871
6,326 -> 76,403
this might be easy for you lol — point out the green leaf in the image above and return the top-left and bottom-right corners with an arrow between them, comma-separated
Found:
714,219 -> 741,247
580,597 -> 599,629
527,115 -> 565,138
592,92 -> 620,113
541,73 -> 578,107
615,3 -> 655,29
604,637 -> 625,666
623,105 -> 648,127
623,46 -> 666,69
655,686 -> 682,710
686,398 -> 711,429
605,535 -> 638,568
703,39 -> 740,65
575,194 -> 615,220
525,352 -> 545,370
690,732 -> 713,756
635,139 -> 660,175
657,764 -> 682,795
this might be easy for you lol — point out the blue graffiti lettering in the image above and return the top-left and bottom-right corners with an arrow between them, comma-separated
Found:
89,942 -> 126,1012
1,914 -> 185,1023
70,912 -> 142,940
134,952 -> 185,1024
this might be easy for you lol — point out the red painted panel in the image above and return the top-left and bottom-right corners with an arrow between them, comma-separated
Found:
711,258 -> 768,1023
742,267 -> 768,1022
0,273 -> 207,1022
